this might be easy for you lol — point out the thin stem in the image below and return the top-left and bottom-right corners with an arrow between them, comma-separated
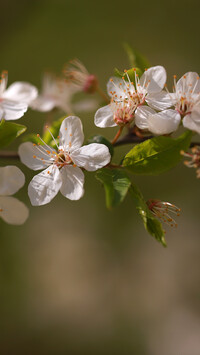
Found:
96,86 -> 110,104
111,126 -> 124,145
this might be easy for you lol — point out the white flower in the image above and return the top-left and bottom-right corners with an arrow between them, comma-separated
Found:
0,70 -> 38,121
0,166 -> 29,225
18,116 -> 111,206
169,72 -> 200,134
30,73 -> 78,113
135,106 -> 181,135
94,66 -> 167,128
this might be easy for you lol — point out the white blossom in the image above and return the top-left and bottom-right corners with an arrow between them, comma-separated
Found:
0,70 -> 38,121
0,166 -> 29,225
18,116 -> 111,206
95,66 -> 167,128
30,73 -> 78,113
170,72 -> 200,134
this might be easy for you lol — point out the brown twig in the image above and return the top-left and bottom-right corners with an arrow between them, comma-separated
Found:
113,133 -> 153,147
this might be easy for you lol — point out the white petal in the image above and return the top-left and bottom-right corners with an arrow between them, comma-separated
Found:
0,196 -> 29,225
28,165 -> 62,206
0,99 -> 27,120
71,143 -> 111,171
176,72 -> 200,94
3,82 -> 38,104
0,107 -> 4,120
18,142 -> 53,170
140,66 -> 166,93
30,96 -> 56,112
59,116 -> 84,151
107,77 -> 127,99
148,109 -> 181,135
60,165 -> 84,200
146,91 -> 174,110
183,105 -> 200,134
0,166 -> 25,195
135,106 -> 156,130
94,105 -> 117,128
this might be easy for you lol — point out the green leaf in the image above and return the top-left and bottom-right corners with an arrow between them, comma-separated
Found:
123,130 -> 192,175
0,120 -> 27,148
43,117 -> 64,145
87,135 -> 114,157
130,183 -> 166,246
123,43 -> 150,71
96,168 -> 131,209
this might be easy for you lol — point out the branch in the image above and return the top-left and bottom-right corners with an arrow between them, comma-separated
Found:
113,133 -> 153,147
190,142 -> 200,148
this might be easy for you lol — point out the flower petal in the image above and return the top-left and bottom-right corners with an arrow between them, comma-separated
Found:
30,96 -> 56,112
107,77 -> 127,99
148,110 -> 181,135
28,165 -> 62,206
1,99 -> 28,120
3,82 -> 38,104
18,142 -> 53,170
140,66 -> 166,93
146,91 -> 174,110
0,196 -> 29,225
176,72 -> 200,94
135,106 -> 156,130
183,105 -> 200,134
59,116 -> 84,151
0,166 -> 25,195
60,165 -> 84,200
94,105 -> 117,128
71,143 -> 111,171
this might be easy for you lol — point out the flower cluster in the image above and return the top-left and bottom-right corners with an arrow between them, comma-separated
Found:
0,55 -> 199,245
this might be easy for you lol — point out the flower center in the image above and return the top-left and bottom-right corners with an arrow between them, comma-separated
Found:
55,151 -> 73,168
113,103 -> 134,126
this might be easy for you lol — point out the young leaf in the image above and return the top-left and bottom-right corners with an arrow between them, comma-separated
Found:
123,43 -> 150,71
123,130 -> 192,175
87,135 -> 114,157
96,168 -> 131,209
0,120 -> 27,148
130,183 -> 166,246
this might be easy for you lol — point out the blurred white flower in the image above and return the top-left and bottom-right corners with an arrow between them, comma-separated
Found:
19,116 -> 111,206
0,165 -> 29,225
30,73 -> 77,113
95,66 -> 167,128
181,146 -> 200,178
0,70 -> 38,121
64,59 -> 98,93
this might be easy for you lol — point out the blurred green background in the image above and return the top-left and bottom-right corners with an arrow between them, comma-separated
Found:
0,0 -> 200,354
